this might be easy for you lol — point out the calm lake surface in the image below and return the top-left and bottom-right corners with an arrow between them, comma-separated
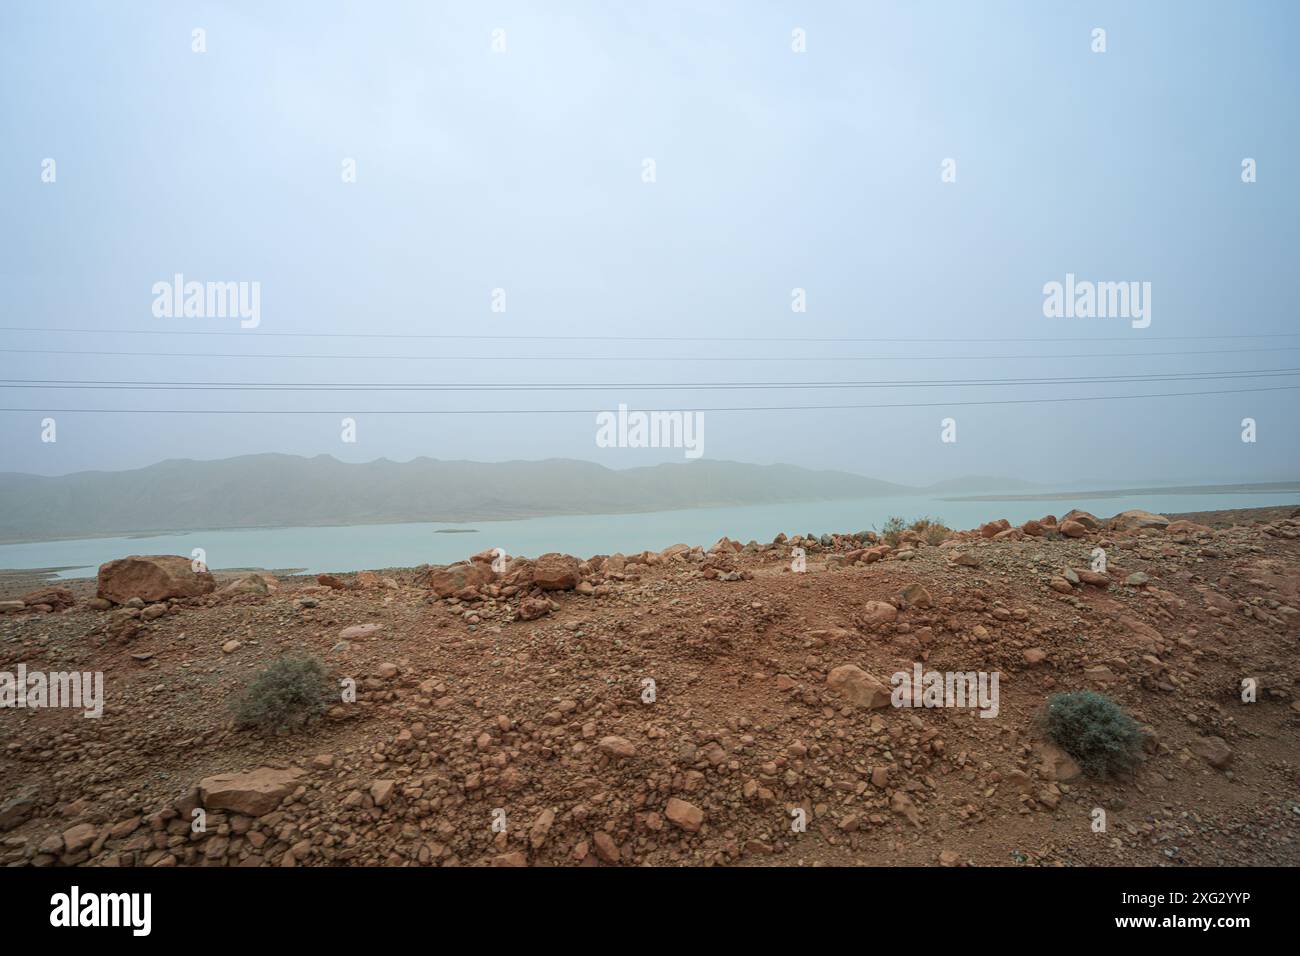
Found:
2,490 -> 1296,580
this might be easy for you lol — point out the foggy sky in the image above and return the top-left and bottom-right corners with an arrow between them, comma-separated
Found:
2,0 -> 1297,487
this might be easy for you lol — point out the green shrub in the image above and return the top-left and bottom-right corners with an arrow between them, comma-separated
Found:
232,653 -> 333,732
877,515 -> 906,547
909,516 -> 952,545
1041,691 -> 1144,778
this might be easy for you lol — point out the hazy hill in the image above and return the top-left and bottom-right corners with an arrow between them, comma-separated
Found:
0,454 -> 979,542
0,454 -> 1051,543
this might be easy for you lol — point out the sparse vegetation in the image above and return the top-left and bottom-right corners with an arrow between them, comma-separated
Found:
877,515 -> 906,547
232,653 -> 333,732
909,516 -> 952,546
875,515 -> 952,547
1041,691 -> 1145,778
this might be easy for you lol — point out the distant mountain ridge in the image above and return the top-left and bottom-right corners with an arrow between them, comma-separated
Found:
0,454 -> 1034,543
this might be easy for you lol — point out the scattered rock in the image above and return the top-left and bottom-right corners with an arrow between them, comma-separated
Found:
1189,736 -> 1234,770
826,664 -> 891,709
665,797 -> 705,832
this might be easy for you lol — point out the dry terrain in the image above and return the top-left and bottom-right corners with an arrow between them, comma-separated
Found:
1,505 -> 1298,867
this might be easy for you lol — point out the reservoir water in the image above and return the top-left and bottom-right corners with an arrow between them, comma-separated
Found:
1,490 -> 1295,579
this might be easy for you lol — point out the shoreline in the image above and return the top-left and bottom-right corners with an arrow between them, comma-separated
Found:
2,502 -> 1295,597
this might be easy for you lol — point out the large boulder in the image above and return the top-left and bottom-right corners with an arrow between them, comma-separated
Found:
533,553 -> 581,591
426,562 -> 494,597
1109,509 -> 1170,532
96,555 -> 215,604
1060,509 -> 1101,531
197,766 -> 305,816
218,574 -> 270,597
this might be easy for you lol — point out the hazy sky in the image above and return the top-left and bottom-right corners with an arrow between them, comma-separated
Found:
2,0 -> 1297,486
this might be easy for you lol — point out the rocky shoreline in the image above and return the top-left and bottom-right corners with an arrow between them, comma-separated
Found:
1,503 -> 1297,867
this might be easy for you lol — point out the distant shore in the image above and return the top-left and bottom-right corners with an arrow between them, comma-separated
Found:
3,481 -> 1297,547
943,481 -> 1300,502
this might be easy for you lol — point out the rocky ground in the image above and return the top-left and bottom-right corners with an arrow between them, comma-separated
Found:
1,505 -> 1297,868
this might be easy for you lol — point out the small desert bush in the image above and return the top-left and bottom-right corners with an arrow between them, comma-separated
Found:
877,515 -> 906,547
232,653 -> 333,732
909,516 -> 952,545
1040,691 -> 1144,778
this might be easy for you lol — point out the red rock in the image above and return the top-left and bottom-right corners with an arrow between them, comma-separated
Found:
533,553 -> 581,591
826,664 -> 891,709
890,791 -> 922,827
529,809 -> 556,849
1109,509 -> 1169,531
598,735 -> 636,758
664,797 -> 705,832
20,586 -> 75,611
805,627 -> 857,643
218,574 -> 269,597
1167,519 -> 1212,535
1061,509 -> 1101,530
61,822 -> 98,854
1036,742 -> 1081,782
198,767 -> 305,817
1190,736 -> 1233,770
860,600 -> 898,626
516,596 -> 553,621
1058,519 -> 1088,538
593,831 -> 621,863
427,562 -> 493,597
97,555 -> 215,604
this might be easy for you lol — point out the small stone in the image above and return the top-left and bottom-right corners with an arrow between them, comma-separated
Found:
1189,736 -> 1233,770
664,797 -> 705,832
593,831 -> 620,863
597,736 -> 636,759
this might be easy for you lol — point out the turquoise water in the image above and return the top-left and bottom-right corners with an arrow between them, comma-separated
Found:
1,491 -> 1295,579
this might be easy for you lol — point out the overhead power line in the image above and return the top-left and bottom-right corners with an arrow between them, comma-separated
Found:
2,326 -> 1299,344
4,345 -> 1300,362
4,382 -> 1298,414
2,368 -> 1298,392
